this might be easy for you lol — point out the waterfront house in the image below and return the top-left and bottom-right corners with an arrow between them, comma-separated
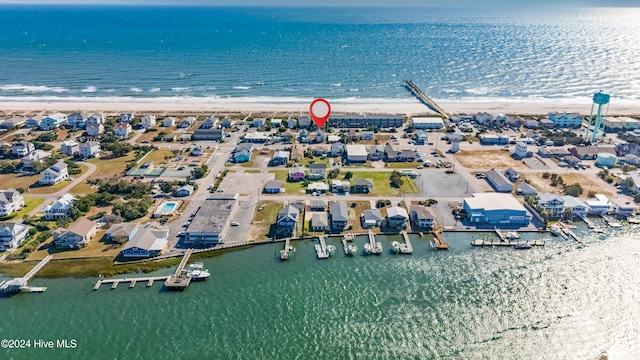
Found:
120,222 -> 169,258
61,140 -> 79,156
271,119 -> 283,128
536,193 -> 566,218
331,202 -> 349,231
251,118 -> 265,128
287,118 -> 297,129
39,113 -> 67,130
361,209 -> 382,228
24,116 -> 42,128
330,142 -> 345,157
475,112 -> 494,125
0,116 -> 26,129
386,206 -> 409,229
485,169 -> 514,193
44,194 -> 75,220
39,160 -> 69,186
352,178 -> 373,194
298,115 -> 312,129
308,163 -> 327,180
119,113 -> 134,123
11,141 -> 34,157
288,167 -> 306,182
331,180 -> 351,193
85,119 -> 104,137
174,185 -> 194,197
613,200 -> 637,217
0,223 -> 29,251
53,218 -> 97,249
271,150 -> 290,166
560,196 -> 591,216
548,112 -> 583,128
276,205 -> 299,237
22,150 -> 51,169
114,122 -> 132,138
308,182 -> 330,193
309,199 -> 328,211
79,141 -> 101,159
525,119 -> 540,129
585,194 -> 613,215
162,117 -> 176,127
179,116 -> 196,128
67,112 -> 90,129
141,114 -> 156,129
327,114 -> 403,129
463,193 -> 531,227
263,180 -> 283,194
201,117 -> 218,129
311,213 -> 329,232
0,189 -> 24,217
410,205 -> 435,229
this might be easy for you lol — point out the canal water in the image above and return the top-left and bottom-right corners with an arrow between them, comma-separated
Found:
2,226 -> 639,359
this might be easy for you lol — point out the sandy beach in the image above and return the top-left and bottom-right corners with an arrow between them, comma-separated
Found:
1,97 -> 639,117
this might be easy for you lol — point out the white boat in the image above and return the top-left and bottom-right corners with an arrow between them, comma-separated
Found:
279,249 -> 289,260
186,263 -> 211,281
363,243 -> 372,255
347,244 -> 358,256
549,225 -> 560,236
391,241 -> 401,254
505,231 -> 520,240
326,245 -> 336,255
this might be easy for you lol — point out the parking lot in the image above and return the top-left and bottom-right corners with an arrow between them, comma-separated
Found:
217,170 -> 273,197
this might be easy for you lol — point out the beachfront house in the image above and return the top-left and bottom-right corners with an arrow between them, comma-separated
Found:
11,141 -> 35,157
119,113 -> 134,123
85,117 -> 104,137
179,116 -> 196,128
361,209 -> 382,229
162,117 -> 176,127
78,141 -> 101,159
53,218 -> 97,249
276,205 -> 299,237
61,140 -> 79,156
39,160 -> 69,186
39,113 -> 67,130
298,115 -> 312,129
120,223 -> 169,258
548,112 -> 582,128
0,223 -> 29,251
220,118 -> 235,128
114,122 -> 132,138
67,112 -> 90,129
141,114 -> 157,129
44,194 -> 76,220
0,189 -> 24,217
331,202 -> 349,231
386,206 -> 409,229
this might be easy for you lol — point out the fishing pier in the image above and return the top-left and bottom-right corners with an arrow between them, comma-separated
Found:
403,80 -> 449,120
0,255 -> 52,294
93,249 -> 195,291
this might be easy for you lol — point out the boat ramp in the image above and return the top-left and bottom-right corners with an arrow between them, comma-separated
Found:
0,255 -> 53,294
403,80 -> 449,120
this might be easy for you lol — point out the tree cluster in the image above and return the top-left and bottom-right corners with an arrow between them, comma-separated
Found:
390,170 -> 404,188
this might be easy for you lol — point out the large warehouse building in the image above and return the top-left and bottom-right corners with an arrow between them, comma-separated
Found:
463,193 -> 531,226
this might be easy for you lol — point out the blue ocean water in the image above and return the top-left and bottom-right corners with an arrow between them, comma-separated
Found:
0,6 -> 639,103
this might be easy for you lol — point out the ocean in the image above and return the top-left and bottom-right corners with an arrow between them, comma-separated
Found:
2,230 -> 640,359
0,6 -> 639,105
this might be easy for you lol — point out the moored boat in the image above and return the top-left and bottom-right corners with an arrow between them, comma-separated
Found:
186,263 -> 211,281
550,225 -> 560,236
514,243 -> 532,250
391,241 -> 400,254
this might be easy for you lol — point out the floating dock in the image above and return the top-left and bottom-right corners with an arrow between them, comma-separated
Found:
280,237 -> 293,260
602,214 -> 622,228
164,249 -> 194,291
93,276 -> 170,290
403,80 -> 449,120
341,234 -> 357,256
471,239 -> 545,247
315,236 -> 329,259
399,231 -> 413,254
0,255 -> 53,294
432,230 -> 449,250
365,231 -> 382,255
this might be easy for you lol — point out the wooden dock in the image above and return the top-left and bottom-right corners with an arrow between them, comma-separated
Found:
602,214 -> 622,228
367,230 -> 382,255
93,276 -> 170,290
164,249 -> 194,290
315,236 -> 329,259
471,239 -> 545,247
558,223 -> 582,243
432,230 -> 449,250
280,237 -> 292,260
399,231 -> 413,254
403,80 -> 449,120
1,255 -> 53,294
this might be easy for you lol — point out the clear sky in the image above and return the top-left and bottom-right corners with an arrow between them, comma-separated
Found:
0,0 -> 636,6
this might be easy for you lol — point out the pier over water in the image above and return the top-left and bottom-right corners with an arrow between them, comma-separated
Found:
403,80 -> 449,120
0,255 -> 52,294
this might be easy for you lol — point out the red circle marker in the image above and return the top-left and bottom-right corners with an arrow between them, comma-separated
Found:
309,98 -> 331,129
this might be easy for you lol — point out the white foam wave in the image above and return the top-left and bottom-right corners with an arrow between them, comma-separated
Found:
348,89 -> 359,92
171,87 -> 189,92
233,86 -> 251,90
81,86 -> 97,93
130,87 -> 143,93
0,84 -> 68,93
149,88 -> 161,93
331,83 -> 342,87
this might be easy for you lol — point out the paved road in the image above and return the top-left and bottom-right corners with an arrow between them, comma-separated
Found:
22,161 -> 97,218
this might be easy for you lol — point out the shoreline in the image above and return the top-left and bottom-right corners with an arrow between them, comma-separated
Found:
1,96 -> 640,116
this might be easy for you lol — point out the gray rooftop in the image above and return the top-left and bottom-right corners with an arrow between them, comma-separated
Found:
331,202 -> 349,222
186,196 -> 238,234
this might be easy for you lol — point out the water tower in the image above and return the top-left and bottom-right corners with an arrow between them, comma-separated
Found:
585,91 -> 610,143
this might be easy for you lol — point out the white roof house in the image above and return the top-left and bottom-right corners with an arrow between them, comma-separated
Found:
411,117 -> 444,129
584,194 -> 613,214
44,194 -> 76,220
463,193 -> 531,226
39,160 -> 69,186
346,144 -> 368,163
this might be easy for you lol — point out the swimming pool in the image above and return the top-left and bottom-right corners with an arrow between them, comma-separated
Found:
153,200 -> 182,218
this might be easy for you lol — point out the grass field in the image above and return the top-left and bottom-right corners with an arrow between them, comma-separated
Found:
351,171 -> 418,196
87,153 -> 136,179
299,157 -> 329,167
250,200 -> 285,241
346,201 -> 371,233
0,173 -> 40,190
15,197 -> 45,219
385,161 -> 423,169
455,149 -> 527,170
27,230 -> 123,260
270,170 -> 307,194
140,149 -> 175,165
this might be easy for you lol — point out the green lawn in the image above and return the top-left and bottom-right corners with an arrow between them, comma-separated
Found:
244,170 -> 261,174
351,171 -> 418,196
27,164 -> 90,195
298,157 -> 329,167
88,153 -> 136,178
270,170 -> 308,194
139,149 -> 175,165
385,161 -> 423,169
252,201 -> 283,224
0,197 -> 44,221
